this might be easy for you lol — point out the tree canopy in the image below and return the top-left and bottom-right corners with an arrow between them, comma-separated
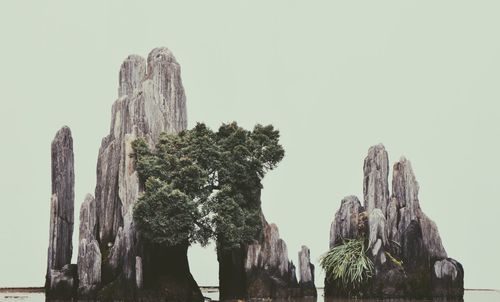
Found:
131,122 -> 284,249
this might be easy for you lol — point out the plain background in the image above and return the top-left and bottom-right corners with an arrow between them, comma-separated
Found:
1,0 -> 499,290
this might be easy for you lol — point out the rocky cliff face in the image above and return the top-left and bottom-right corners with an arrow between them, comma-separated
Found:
46,47 -> 312,301
219,210 -> 315,300
73,47 -> 199,300
244,215 -> 300,299
95,47 -> 199,300
298,245 -> 317,297
45,126 -> 76,299
95,48 -> 187,247
77,194 -> 101,296
325,144 -> 464,299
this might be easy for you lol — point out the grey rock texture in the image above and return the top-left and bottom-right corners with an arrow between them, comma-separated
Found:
77,194 -> 101,296
47,264 -> 78,299
244,215 -> 300,299
363,144 -> 390,216
325,144 -> 463,299
95,47 -> 187,247
135,256 -> 143,289
368,209 -> 388,265
298,246 -> 317,297
94,46 -> 187,272
66,47 -> 199,301
431,258 -> 464,298
329,195 -> 363,248
368,208 -> 388,250
46,126 -> 75,297
392,157 -> 447,259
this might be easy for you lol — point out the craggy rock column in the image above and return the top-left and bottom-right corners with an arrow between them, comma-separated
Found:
85,47 -> 201,301
363,144 -> 389,216
77,194 -> 101,296
45,126 -> 76,298
325,195 -> 366,297
298,246 -> 317,297
219,210 -> 309,300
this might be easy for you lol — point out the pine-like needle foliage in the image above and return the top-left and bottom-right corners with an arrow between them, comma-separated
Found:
320,238 -> 375,291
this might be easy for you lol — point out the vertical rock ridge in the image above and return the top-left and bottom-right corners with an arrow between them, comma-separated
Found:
118,55 -> 146,98
244,214 -> 301,299
96,48 -> 187,248
329,195 -> 363,248
46,126 -> 76,298
391,157 -> 447,259
363,144 -> 389,216
83,47 -> 195,300
298,245 -> 317,297
77,194 -> 101,296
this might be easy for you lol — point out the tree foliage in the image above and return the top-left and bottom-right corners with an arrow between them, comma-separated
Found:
131,122 -> 284,249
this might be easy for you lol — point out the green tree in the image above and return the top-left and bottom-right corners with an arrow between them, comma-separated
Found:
132,122 -> 284,249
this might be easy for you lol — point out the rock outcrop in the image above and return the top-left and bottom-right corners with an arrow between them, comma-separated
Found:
77,194 -> 101,296
325,144 -> 464,299
244,216 -> 300,299
329,195 -> 363,248
219,212 -> 314,300
45,126 -> 76,299
363,144 -> 390,216
46,47 -> 314,301
298,246 -> 317,297
49,47 -> 200,301
92,47 -> 200,301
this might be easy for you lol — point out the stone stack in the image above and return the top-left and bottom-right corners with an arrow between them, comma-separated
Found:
45,126 -> 76,299
298,245 -> 317,297
87,47 -> 200,301
325,144 -> 464,299
244,215 -> 300,299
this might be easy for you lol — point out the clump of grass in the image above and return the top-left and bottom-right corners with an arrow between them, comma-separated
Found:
320,238 -> 375,290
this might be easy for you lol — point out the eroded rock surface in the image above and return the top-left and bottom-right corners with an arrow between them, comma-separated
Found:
46,126 -> 76,298
77,194 -> 101,296
244,215 -> 300,299
392,157 -> 447,259
298,246 -> 317,297
325,144 -> 463,299
363,144 -> 390,216
432,258 -> 464,298
329,195 -> 363,248
67,47 -> 199,300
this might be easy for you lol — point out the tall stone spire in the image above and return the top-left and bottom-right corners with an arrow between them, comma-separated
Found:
88,47 -> 194,299
46,126 -> 76,297
363,144 -> 390,216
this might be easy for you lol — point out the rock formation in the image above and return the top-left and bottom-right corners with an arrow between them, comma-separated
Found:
218,210 -> 315,300
91,47 -> 201,301
244,216 -> 300,299
363,144 -> 389,216
298,245 -> 317,297
77,194 -> 101,296
329,195 -> 363,248
46,47 -> 314,301
45,126 -> 76,299
325,144 -> 464,299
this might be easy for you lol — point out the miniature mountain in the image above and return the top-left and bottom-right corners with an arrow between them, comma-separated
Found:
45,47 -> 315,301
325,144 -> 464,299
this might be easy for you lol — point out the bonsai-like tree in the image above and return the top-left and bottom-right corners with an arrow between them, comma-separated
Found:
131,122 -> 284,249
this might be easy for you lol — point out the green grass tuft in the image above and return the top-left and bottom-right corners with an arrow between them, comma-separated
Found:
320,238 -> 375,291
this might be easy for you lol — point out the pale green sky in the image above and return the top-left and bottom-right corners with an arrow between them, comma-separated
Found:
1,0 -> 499,290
